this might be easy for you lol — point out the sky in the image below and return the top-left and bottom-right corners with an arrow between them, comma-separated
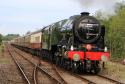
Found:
0,0 -> 124,35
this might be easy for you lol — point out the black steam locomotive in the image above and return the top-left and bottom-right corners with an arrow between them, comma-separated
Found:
41,12 -> 109,73
12,12 -> 110,74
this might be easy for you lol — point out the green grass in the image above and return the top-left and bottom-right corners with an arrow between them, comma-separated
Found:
0,44 -> 4,53
0,44 -> 11,64
0,45 -> 2,54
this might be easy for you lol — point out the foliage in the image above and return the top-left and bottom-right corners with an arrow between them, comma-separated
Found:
95,2 -> 125,61
2,34 -> 20,41
0,34 -> 2,45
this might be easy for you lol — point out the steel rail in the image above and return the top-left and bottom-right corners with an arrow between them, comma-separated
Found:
55,67 -> 95,84
97,74 -> 123,84
33,65 -> 38,84
68,72 -> 95,84
13,46 -> 96,84
52,64 -> 68,84
7,46 -> 31,84
13,47 -> 63,84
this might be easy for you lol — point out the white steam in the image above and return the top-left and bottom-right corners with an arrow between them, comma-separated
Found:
72,0 -> 124,15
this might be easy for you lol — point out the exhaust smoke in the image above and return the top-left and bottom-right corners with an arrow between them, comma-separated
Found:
72,0 -> 124,15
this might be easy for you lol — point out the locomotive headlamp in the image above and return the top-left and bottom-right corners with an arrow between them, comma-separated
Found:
73,54 -> 80,61
101,55 -> 108,62
70,45 -> 74,51
104,47 -> 108,52
86,44 -> 92,51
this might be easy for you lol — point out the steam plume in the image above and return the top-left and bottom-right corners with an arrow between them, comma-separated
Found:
72,0 -> 124,15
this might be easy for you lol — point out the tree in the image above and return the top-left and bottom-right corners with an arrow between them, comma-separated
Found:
2,34 -> 20,41
94,2 -> 125,61
26,31 -> 31,35
108,5 -> 125,60
0,34 -> 2,45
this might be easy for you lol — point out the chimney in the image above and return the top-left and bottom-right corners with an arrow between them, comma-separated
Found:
81,12 -> 90,16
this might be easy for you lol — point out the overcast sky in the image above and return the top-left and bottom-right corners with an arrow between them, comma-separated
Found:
0,0 -> 124,35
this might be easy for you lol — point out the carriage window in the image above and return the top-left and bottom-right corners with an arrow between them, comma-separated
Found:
35,36 -> 40,42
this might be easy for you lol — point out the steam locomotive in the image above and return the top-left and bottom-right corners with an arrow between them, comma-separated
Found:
11,12 -> 110,74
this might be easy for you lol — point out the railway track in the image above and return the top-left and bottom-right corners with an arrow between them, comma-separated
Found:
97,74 -> 123,84
15,49 -> 68,84
55,66 -> 95,84
51,60 -> 123,84
57,67 -> 123,84
77,74 -> 123,84
7,46 -> 32,84
52,64 -> 68,84
11,45 -> 124,84
13,46 -> 92,84
10,45 -> 67,84
33,64 -> 38,84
